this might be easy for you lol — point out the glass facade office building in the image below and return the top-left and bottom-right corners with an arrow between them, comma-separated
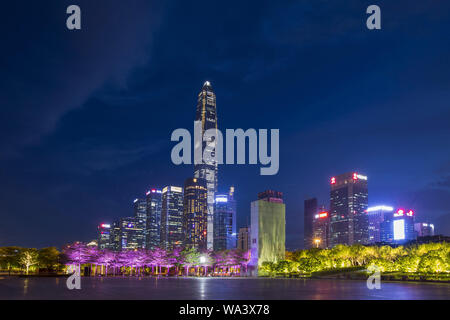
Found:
329,172 -> 369,247
145,189 -> 162,249
194,81 -> 218,250
183,178 -> 208,250
118,217 -> 146,250
304,198 -> 318,249
213,187 -> 237,251
160,186 -> 184,249
98,223 -> 112,250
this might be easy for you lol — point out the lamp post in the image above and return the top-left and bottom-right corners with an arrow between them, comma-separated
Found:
199,256 -> 207,277
314,238 -> 321,248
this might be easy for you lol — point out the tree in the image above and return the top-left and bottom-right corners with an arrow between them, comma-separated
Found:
19,249 -> 39,274
0,247 -> 22,275
183,247 -> 200,276
260,261 -> 275,275
38,247 -> 60,271
397,255 -> 420,273
152,247 -> 168,275
62,242 -> 92,275
418,252 -> 446,273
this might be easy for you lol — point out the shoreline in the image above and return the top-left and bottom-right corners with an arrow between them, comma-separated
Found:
2,274 -> 448,284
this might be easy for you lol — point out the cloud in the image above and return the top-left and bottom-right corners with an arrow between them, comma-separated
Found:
0,0 -> 165,158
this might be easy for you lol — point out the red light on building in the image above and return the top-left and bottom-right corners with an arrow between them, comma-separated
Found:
331,177 -> 336,184
353,173 -> 358,180
407,210 -> 414,216
318,212 -> 328,218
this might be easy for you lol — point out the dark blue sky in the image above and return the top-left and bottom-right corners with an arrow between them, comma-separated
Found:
1,0 -> 449,250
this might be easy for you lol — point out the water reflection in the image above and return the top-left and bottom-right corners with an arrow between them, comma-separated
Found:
23,278 -> 28,295
1,277 -> 448,300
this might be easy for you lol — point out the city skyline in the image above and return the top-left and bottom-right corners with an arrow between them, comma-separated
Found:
1,1 -> 450,251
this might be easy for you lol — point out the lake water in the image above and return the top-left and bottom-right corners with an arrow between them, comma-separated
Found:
0,276 -> 449,300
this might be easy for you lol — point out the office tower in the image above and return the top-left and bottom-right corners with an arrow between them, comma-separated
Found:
109,221 -> 121,251
366,205 -> 394,244
329,172 -> 369,247
249,190 -> 285,276
381,209 -> 416,244
97,223 -> 112,250
237,227 -> 250,252
145,189 -> 162,249
415,222 -> 435,237
160,186 -> 184,249
194,81 -> 218,250
312,211 -> 329,249
183,178 -> 208,250
304,198 -> 318,249
118,217 -> 146,250
214,186 -> 237,251
133,198 -> 147,219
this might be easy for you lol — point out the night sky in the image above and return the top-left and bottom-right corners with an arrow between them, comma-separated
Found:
1,1 -> 449,250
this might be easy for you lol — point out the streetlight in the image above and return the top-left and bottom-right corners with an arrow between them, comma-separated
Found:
199,256 -> 207,277
314,238 -> 321,248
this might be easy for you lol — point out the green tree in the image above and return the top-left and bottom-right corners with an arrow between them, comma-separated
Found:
38,247 -> 60,271
182,247 -> 200,275
260,261 -> 275,275
367,258 -> 395,272
19,249 -> 39,274
0,246 -> 23,275
397,255 -> 420,273
418,252 -> 446,273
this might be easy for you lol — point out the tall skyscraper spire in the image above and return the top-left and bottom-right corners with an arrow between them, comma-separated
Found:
194,81 -> 218,250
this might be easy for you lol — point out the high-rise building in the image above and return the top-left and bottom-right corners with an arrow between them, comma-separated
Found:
213,187 -> 237,251
110,221 -> 121,251
312,211 -> 329,249
366,205 -> 394,244
133,198 -> 147,219
304,198 -> 318,249
329,172 -> 369,247
118,217 -> 146,250
249,190 -> 285,276
194,81 -> 218,250
237,227 -> 250,252
415,222 -> 435,237
160,186 -> 184,249
98,223 -> 112,250
183,178 -> 208,250
145,189 -> 162,249
381,209 -> 416,244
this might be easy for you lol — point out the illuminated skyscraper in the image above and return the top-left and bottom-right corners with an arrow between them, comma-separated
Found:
237,227 -> 250,252
329,172 -> 369,246
415,222 -> 435,237
312,210 -> 329,249
249,190 -> 285,276
160,186 -> 184,249
118,217 -> 146,250
133,198 -> 147,219
213,186 -> 237,251
183,178 -> 208,250
145,189 -> 162,249
194,81 -> 218,250
366,205 -> 393,244
110,222 -> 121,251
381,209 -> 416,244
304,198 -> 318,249
98,223 -> 112,250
